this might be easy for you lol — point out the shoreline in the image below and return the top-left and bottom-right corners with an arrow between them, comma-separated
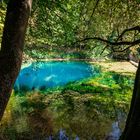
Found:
22,58 -> 107,63
22,58 -> 137,74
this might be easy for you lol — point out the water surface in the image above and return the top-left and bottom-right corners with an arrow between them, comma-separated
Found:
14,61 -> 97,91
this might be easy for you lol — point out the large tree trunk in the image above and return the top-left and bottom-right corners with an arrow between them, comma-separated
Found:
0,0 -> 32,121
120,61 -> 140,140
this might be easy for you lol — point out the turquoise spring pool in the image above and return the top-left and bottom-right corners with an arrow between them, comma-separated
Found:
14,61 -> 98,91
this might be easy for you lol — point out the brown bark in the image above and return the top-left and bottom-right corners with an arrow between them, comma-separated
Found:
0,0 -> 32,121
120,61 -> 140,140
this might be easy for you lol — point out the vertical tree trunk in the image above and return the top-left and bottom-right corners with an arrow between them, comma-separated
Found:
120,61 -> 140,140
0,0 -> 32,121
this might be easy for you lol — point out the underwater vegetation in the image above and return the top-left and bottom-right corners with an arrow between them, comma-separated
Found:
0,70 -> 134,140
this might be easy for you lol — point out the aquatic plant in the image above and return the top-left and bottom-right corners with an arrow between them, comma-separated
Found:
0,71 -> 133,140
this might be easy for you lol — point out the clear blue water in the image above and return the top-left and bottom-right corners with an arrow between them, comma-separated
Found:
14,61 -> 98,91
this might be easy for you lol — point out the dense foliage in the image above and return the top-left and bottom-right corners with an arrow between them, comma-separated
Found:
1,0 -> 140,59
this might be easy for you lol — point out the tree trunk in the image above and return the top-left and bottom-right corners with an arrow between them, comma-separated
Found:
0,0 -> 32,121
120,61 -> 140,140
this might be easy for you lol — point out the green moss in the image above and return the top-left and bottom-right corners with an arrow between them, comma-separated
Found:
0,71 -> 134,139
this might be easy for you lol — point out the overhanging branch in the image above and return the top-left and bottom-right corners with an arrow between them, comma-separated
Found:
78,37 -> 140,46
116,26 -> 140,42
73,26 -> 140,48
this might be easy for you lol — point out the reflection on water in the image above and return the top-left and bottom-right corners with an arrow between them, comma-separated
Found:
46,129 -> 80,140
46,122 -> 121,140
15,61 -> 98,91
105,122 -> 121,140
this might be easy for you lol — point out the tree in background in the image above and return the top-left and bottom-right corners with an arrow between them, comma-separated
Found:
0,0 -> 32,120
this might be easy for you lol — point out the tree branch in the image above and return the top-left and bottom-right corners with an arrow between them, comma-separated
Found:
78,37 -> 140,46
72,26 -> 140,54
90,0 -> 100,19
116,26 -> 140,42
